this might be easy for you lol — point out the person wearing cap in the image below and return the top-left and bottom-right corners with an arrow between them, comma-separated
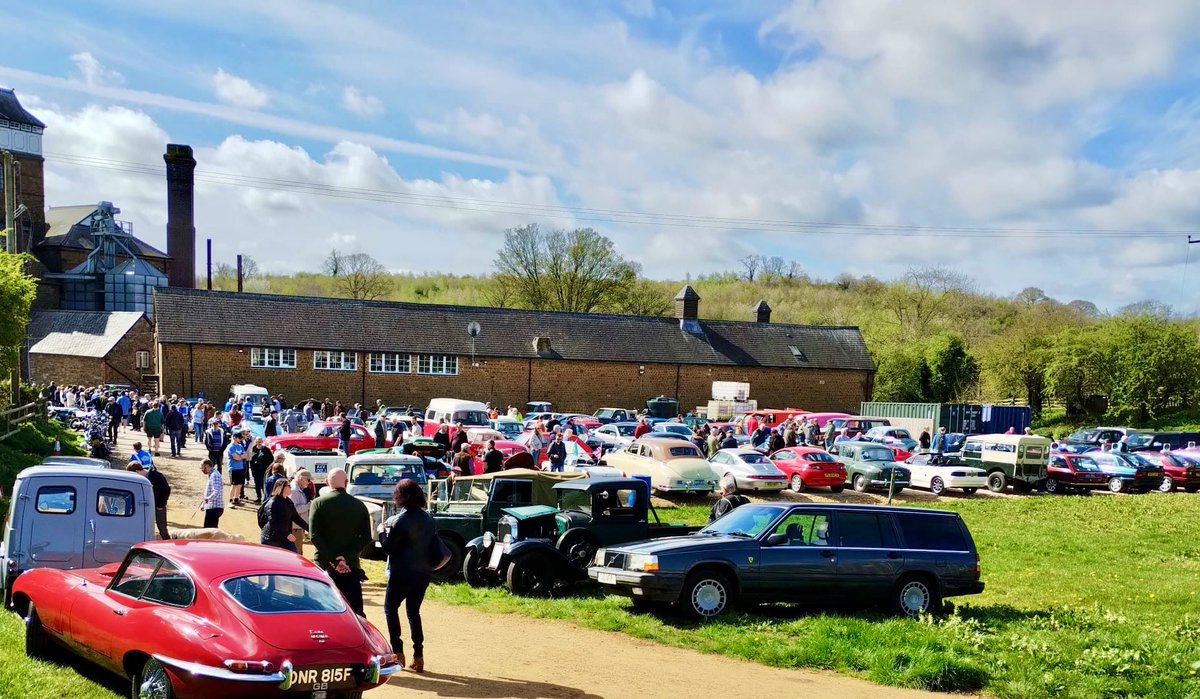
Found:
104,397 -> 123,444
546,430 -> 567,472
128,460 -> 171,539
204,419 -> 227,470
767,427 -> 785,454
374,412 -> 388,449
263,408 -> 279,438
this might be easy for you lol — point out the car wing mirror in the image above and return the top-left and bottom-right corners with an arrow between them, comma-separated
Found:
765,533 -> 788,546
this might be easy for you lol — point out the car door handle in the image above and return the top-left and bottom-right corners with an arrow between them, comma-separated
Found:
820,550 -> 835,559
887,552 -> 902,560
113,609 -> 125,616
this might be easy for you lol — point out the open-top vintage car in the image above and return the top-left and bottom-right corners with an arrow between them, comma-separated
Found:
462,478 -> 700,595
12,540 -> 398,699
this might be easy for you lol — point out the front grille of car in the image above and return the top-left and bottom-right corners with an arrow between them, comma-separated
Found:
603,551 -> 626,569
497,518 -> 516,542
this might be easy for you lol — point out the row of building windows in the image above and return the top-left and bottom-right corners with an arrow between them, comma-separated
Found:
249,348 -> 459,376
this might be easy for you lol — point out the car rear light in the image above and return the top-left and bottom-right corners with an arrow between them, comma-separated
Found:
975,553 -> 980,580
224,660 -> 275,674
378,653 -> 400,667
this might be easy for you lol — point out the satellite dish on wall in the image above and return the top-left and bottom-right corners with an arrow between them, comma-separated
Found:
467,322 -> 481,338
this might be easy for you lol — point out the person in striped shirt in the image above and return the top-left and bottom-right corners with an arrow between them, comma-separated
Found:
200,459 -> 224,529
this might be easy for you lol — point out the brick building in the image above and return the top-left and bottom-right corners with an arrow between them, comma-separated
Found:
27,311 -> 156,389
154,286 -> 875,413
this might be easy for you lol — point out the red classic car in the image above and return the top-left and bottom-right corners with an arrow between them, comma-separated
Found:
265,420 -> 375,456
1137,451 -> 1200,493
767,446 -> 848,492
467,440 -> 533,475
1045,453 -> 1108,493
13,540 -> 398,698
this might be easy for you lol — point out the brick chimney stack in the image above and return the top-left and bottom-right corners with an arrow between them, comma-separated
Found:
754,299 -> 772,323
164,144 -> 196,288
674,285 -> 700,320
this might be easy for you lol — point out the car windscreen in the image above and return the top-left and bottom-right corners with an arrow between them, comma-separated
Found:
1127,434 -> 1155,448
1116,453 -> 1152,468
351,462 -> 426,486
860,447 -> 894,461
222,574 -> 346,614
454,410 -> 490,426
700,505 -> 781,538
616,425 -> 636,436
739,453 -> 770,464
1068,429 -> 1099,443
558,489 -> 591,515
667,446 -> 702,458
804,452 -> 837,463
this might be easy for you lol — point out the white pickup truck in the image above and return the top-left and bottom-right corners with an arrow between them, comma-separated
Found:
280,448 -> 346,485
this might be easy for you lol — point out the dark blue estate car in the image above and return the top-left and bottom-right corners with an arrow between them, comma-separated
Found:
589,503 -> 984,619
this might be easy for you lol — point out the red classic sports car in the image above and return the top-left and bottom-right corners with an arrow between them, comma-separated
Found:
265,420 -> 375,456
767,446 -> 848,492
13,540 -> 398,699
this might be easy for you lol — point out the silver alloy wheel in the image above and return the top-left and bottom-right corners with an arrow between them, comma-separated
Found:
1159,476 -> 1173,493
1045,478 -> 1058,493
1108,477 -> 1124,493
898,580 -> 931,617
139,658 -> 172,699
790,474 -> 803,492
691,579 -> 727,617
930,477 -> 945,495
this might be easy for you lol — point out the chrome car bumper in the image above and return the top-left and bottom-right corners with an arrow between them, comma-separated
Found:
153,653 -> 400,687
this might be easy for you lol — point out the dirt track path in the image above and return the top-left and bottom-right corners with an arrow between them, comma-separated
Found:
113,427 -> 952,699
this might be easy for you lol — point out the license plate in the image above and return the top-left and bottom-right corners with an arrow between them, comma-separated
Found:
314,463 -> 328,474
825,473 -> 839,478
597,572 -> 616,585
488,544 -> 504,570
287,665 -> 355,691
691,479 -> 706,486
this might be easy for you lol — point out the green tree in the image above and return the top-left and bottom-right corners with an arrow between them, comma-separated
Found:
922,332 -> 977,402
871,345 -> 925,402
1106,316 -> 1200,418
1044,327 -> 1112,414
493,224 -> 639,313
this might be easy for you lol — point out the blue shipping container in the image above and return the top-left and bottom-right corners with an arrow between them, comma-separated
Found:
980,405 -> 1032,434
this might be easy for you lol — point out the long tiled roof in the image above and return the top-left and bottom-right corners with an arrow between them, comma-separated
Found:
27,311 -> 145,357
0,89 -> 45,128
155,288 -> 874,371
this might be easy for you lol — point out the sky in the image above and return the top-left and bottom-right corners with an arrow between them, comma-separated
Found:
4,0 -> 1200,312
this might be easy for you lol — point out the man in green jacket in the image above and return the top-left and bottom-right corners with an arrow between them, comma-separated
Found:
142,401 -> 165,456
309,468 -> 373,616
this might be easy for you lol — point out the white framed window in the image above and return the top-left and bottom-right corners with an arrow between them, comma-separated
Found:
368,352 -> 411,374
250,348 -> 297,369
416,354 -> 458,376
314,351 -> 357,371
135,350 -> 151,370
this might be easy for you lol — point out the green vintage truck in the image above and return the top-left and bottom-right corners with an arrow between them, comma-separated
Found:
426,469 -> 586,579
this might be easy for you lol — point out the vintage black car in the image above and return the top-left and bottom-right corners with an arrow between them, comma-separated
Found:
588,503 -> 984,619
463,478 -> 699,595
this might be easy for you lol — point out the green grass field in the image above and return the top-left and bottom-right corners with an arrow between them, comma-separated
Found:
425,495 -> 1200,698
0,612 -> 119,699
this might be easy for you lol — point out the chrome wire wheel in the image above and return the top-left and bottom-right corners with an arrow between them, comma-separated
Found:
898,580 -> 932,617
691,578 -> 727,617
138,658 -> 173,699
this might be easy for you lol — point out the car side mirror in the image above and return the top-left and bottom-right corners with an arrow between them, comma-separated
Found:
765,533 -> 788,546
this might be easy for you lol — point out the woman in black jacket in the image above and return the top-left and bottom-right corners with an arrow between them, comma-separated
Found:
248,437 -> 274,504
260,479 -> 307,552
380,479 -> 436,674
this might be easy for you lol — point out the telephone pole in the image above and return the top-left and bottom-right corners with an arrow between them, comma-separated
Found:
2,151 -> 15,253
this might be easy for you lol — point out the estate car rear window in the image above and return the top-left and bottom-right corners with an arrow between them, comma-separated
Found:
35,485 -> 76,514
837,511 -> 898,548
895,513 -> 968,551
222,574 -> 346,614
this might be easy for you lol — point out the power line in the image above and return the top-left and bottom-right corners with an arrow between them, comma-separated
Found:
44,150 -> 1198,240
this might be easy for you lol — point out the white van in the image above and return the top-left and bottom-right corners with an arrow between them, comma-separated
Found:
231,384 -> 271,418
423,398 -> 490,438
1,466 -> 153,606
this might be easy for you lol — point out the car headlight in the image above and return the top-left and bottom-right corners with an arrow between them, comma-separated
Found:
483,531 -> 495,548
593,548 -> 607,566
627,554 -> 659,573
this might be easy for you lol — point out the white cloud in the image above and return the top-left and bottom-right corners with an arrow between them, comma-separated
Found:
341,86 -> 384,117
210,68 -> 269,109
70,52 -> 124,87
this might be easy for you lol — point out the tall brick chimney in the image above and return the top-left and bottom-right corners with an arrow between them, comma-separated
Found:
164,144 -> 196,288
753,299 -> 772,323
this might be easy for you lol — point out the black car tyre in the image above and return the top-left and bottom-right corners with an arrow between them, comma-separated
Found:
132,657 -> 176,699
680,569 -> 735,619
852,474 -> 868,492
1108,477 -> 1125,493
892,574 -> 941,618
506,553 -> 555,597
25,603 -> 51,660
961,487 -> 977,495
1186,485 -> 1200,493
462,547 -> 497,588
987,472 -> 1006,493
929,477 -> 945,495
1044,478 -> 1060,494
558,530 -> 599,570
790,474 -> 805,493
432,536 -> 463,582
829,484 -> 845,493
1158,477 -> 1174,493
